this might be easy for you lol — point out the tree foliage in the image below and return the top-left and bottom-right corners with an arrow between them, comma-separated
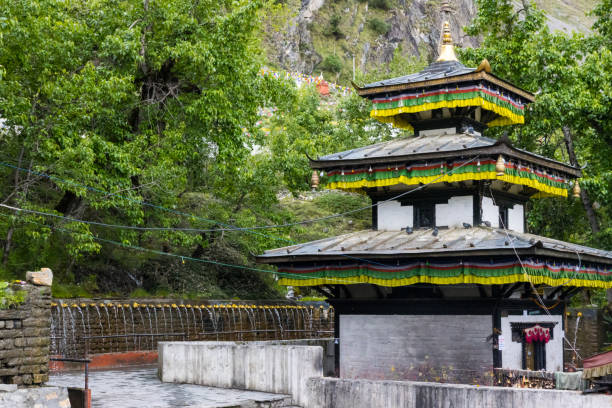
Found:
0,0 -> 610,301
460,0 -> 612,249
0,0 -> 294,297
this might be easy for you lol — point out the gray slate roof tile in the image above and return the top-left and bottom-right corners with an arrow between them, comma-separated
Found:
259,227 -> 612,263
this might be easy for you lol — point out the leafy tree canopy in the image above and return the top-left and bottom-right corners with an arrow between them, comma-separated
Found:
0,0 -> 294,297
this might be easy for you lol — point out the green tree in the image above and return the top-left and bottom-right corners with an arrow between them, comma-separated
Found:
0,0 -> 291,297
460,0 -> 612,249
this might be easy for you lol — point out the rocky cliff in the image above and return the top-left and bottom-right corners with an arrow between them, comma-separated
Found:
262,0 -> 595,82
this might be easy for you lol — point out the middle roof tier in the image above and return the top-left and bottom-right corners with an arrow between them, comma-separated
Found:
310,128 -> 580,199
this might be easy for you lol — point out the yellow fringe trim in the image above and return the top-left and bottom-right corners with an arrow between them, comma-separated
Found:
279,274 -> 612,289
326,171 -> 568,198
583,363 -> 612,379
370,97 -> 525,129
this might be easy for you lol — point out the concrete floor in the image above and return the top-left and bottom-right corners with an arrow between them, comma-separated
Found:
48,366 -> 291,408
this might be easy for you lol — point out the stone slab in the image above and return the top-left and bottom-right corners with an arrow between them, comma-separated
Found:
0,386 -> 69,408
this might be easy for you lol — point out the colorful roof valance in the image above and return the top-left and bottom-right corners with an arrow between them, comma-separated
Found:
276,259 -> 612,288
524,325 -> 550,343
583,351 -> 612,379
324,158 -> 570,198
370,85 -> 526,131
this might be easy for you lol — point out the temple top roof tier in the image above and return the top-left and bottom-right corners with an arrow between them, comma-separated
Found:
354,22 -> 534,133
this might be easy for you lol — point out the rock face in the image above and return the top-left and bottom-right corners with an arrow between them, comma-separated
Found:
0,386 -> 70,408
26,268 -> 53,287
263,0 -> 594,78
265,0 -> 479,76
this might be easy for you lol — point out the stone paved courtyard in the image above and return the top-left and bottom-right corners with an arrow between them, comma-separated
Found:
48,366 -> 290,408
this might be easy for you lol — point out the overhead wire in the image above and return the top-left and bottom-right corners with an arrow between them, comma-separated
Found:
7,154 -> 545,294
486,184 -> 583,360
0,154 -> 480,272
0,211 -> 367,286
0,210 -> 490,290
0,155 -> 481,232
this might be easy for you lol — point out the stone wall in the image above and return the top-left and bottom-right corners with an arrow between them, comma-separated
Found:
0,385 -> 70,407
0,282 -> 51,385
51,299 -> 334,357
564,308 -> 606,368
339,314 -> 494,384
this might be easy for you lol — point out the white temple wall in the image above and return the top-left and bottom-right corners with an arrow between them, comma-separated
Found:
435,196 -> 473,227
377,201 -> 412,231
500,314 -> 563,372
481,197 -> 500,228
377,196 -> 524,232
508,205 -> 525,233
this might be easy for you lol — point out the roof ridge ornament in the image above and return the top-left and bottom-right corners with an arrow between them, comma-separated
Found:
436,21 -> 458,62
476,59 -> 492,73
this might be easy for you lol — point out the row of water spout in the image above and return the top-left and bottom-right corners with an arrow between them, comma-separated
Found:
50,301 -> 334,358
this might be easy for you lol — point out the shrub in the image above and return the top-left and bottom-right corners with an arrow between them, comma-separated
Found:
324,14 -> 344,39
368,17 -> 390,35
369,0 -> 391,10
0,282 -> 26,309
319,55 -> 343,73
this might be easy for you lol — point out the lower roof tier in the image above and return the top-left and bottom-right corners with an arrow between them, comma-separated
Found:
257,227 -> 612,289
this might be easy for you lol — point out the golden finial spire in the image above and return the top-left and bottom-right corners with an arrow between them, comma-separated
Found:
436,21 -> 458,62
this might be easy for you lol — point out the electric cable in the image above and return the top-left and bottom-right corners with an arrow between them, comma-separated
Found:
0,154 -> 483,287
0,211 -> 367,286
0,155 -> 481,232
486,184 -> 583,360
0,154 -> 480,271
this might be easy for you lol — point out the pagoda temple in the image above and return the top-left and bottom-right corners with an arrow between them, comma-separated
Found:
257,21 -> 612,383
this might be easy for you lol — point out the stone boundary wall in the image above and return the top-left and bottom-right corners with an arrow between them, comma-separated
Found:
51,299 -> 333,358
0,282 -> 51,385
158,341 -> 324,407
0,385 -> 70,407
565,308 -> 605,368
306,377 -> 612,408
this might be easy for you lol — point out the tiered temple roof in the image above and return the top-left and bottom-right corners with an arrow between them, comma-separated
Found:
258,20 -> 612,290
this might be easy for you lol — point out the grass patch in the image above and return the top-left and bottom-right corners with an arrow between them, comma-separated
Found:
52,282 -> 93,298
0,282 -> 26,309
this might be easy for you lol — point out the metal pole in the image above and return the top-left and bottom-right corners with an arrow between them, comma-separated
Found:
84,361 -> 89,390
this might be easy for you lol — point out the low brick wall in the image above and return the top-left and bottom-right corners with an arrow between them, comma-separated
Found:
0,282 -> 51,385
565,308 -> 605,368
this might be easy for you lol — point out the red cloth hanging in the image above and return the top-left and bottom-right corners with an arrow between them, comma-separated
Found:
524,324 -> 550,343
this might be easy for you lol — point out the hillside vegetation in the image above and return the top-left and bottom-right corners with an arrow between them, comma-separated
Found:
0,0 -> 610,301
261,0 -> 597,84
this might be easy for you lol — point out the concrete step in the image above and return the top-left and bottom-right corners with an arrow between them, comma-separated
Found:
204,394 -> 299,408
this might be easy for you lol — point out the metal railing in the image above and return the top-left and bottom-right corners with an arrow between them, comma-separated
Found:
50,357 -> 92,389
